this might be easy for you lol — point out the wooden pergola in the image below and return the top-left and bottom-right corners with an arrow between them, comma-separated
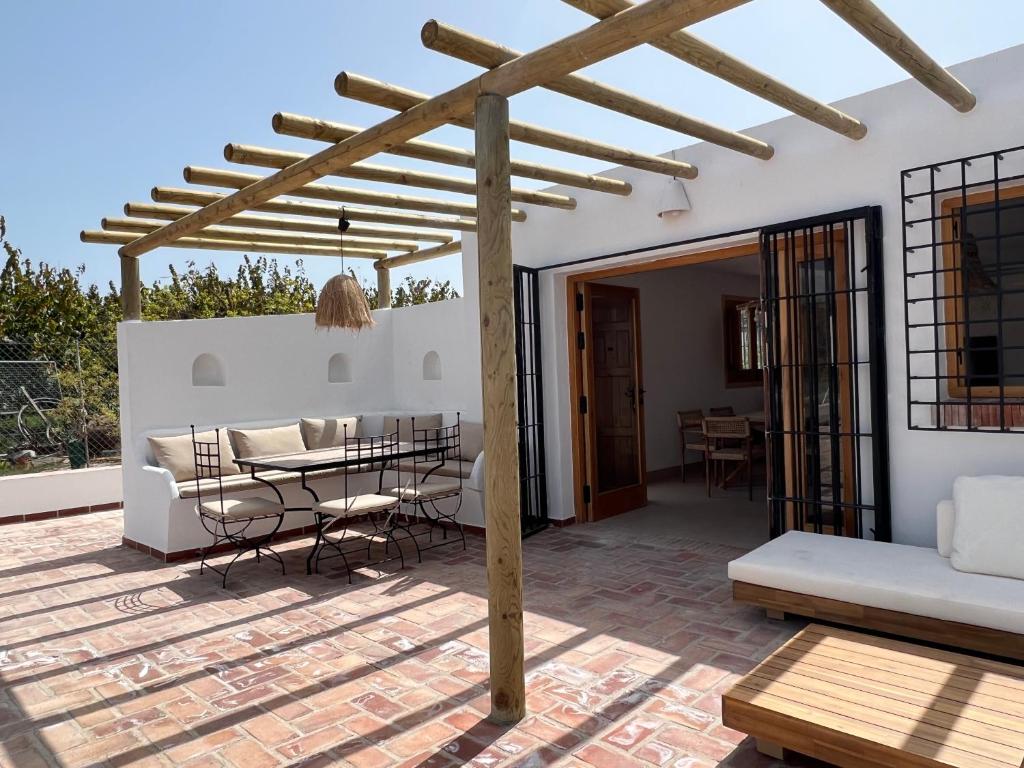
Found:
83,0 -> 974,724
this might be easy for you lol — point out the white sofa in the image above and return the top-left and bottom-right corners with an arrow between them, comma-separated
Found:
728,491 -> 1024,658
128,412 -> 484,557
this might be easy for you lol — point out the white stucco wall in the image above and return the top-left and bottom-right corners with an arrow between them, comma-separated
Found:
596,263 -> 764,473
117,302 -> 479,552
0,465 -> 122,519
455,43 -> 1024,546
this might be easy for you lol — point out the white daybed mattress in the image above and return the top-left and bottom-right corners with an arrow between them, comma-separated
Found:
728,530 -> 1024,635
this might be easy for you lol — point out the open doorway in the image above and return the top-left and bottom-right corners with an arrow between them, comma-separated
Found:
567,241 -> 769,549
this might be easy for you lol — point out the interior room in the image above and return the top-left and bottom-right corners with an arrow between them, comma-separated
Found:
572,248 -> 770,550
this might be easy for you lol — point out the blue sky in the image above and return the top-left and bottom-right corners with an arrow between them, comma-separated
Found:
3,1 -> 1023,297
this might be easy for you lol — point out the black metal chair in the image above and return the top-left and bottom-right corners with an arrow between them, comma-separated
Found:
386,416 -> 466,554
308,425 -> 411,581
191,426 -> 285,588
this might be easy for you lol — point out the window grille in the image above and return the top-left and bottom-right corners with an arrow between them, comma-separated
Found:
902,145 -> 1024,432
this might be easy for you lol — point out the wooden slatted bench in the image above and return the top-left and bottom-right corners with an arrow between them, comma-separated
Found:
722,624 -> 1024,768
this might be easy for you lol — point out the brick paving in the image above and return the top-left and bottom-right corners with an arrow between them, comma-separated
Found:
0,510 -> 813,767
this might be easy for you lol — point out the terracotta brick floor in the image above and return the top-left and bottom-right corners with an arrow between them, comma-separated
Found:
0,510 -> 812,767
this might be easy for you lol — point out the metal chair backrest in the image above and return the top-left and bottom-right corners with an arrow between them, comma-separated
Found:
408,413 -> 462,493
340,423 -> 400,502
703,416 -> 750,442
191,426 -> 226,510
709,406 -> 736,417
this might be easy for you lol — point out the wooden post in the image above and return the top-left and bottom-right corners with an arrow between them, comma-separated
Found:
475,92 -> 525,724
376,264 -> 392,309
120,255 -> 141,321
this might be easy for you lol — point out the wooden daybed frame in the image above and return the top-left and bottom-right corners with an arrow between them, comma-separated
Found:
734,581 -> 1024,663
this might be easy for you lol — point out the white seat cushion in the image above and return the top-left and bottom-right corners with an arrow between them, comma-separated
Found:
728,530 -> 1024,635
952,475 -> 1024,580
198,497 -> 283,519
314,494 -> 398,517
396,460 -> 474,479
385,479 -> 461,501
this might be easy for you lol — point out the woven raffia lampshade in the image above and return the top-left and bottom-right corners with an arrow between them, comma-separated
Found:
314,209 -> 375,331
315,273 -> 375,331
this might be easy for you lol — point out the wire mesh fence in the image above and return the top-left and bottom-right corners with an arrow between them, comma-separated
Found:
0,335 -> 120,476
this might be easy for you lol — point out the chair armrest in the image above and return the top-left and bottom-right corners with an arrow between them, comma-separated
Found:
936,499 -> 955,558
466,452 -> 485,493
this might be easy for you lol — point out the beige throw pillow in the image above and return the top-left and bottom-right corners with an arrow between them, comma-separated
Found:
229,423 -> 306,459
383,413 -> 442,442
459,421 -> 484,462
148,430 -> 240,482
301,416 -> 361,449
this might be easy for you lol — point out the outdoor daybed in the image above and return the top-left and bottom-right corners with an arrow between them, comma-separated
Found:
729,476 -> 1024,661
132,412 -> 485,557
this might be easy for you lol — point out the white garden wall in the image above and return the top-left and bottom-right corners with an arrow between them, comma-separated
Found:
0,465 -> 122,521
117,301 -> 481,553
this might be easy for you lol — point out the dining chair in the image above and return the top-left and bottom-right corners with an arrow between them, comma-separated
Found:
191,426 -> 285,588
309,426 -> 405,581
702,416 -> 759,500
676,409 -> 705,483
386,415 -> 466,553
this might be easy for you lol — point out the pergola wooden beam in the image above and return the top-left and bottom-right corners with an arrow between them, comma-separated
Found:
152,188 -> 477,232
561,0 -> 868,139
273,112 -> 632,196
337,73 -> 699,179
124,202 -> 454,243
102,217 -> 419,252
83,230 -> 386,258
422,20 -> 773,159
183,166 -> 528,221
373,240 -> 462,270
819,0 -> 976,112
119,0 -> 738,258
224,143 -> 577,209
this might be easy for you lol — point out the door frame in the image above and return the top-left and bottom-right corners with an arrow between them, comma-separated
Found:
565,240 -> 761,523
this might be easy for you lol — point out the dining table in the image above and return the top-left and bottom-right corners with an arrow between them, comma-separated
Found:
234,440 -> 448,575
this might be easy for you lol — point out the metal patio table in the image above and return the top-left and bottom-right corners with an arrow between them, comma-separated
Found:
234,442 -> 442,576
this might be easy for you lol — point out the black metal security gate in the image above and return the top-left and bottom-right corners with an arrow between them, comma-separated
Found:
513,265 -> 549,537
761,206 -> 891,541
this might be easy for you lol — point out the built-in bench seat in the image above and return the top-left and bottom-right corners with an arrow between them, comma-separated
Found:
135,412 -> 485,556
730,483 -> 1024,660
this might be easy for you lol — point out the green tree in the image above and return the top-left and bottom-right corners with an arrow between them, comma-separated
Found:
1,215 -> 461,465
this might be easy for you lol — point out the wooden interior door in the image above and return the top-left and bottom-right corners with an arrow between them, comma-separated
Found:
582,283 -> 646,520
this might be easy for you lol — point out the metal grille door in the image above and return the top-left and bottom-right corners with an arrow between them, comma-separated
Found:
513,266 -> 549,537
761,207 -> 891,541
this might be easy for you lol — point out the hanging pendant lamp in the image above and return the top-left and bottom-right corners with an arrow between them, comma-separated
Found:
315,208 -> 375,331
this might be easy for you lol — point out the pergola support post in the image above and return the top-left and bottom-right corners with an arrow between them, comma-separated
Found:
120,255 -> 141,321
376,264 -> 392,309
475,92 -> 525,724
